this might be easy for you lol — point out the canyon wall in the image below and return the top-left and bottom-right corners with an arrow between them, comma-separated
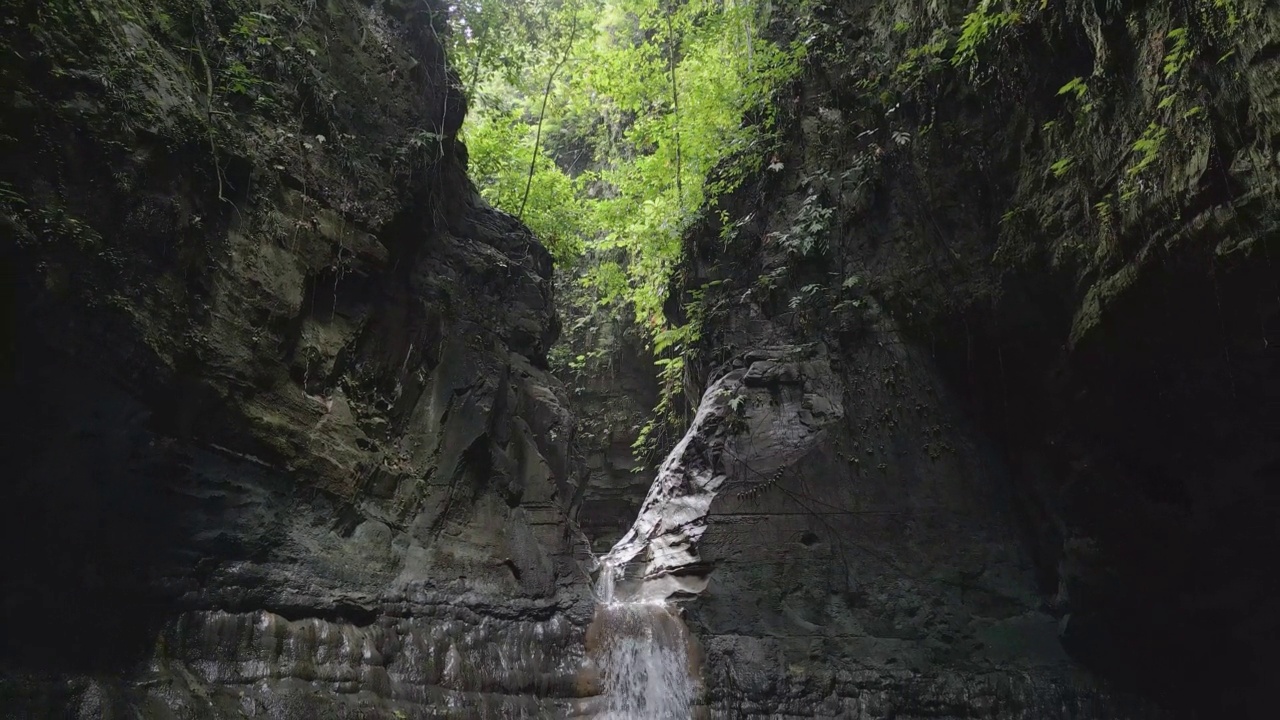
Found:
667,0 -> 1278,716
2,0 -> 1276,718
1,1 -> 592,716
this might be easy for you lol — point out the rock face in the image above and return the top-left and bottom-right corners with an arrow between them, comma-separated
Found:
635,302 -> 1143,718
552,283 -> 660,552
1,0 -> 591,716
3,0 -> 1276,718
662,0 -> 1279,717
601,346 -> 843,603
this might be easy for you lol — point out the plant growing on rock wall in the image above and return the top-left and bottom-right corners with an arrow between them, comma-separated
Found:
1126,122 -> 1168,179
630,285 -> 709,462
772,192 -> 834,258
464,108 -> 589,265
951,0 -> 1023,70
1114,18 -> 1231,203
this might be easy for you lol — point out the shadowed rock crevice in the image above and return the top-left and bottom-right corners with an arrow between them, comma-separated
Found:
2,336 -> 182,675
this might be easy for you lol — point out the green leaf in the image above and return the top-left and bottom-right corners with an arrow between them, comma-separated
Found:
1057,76 -> 1087,99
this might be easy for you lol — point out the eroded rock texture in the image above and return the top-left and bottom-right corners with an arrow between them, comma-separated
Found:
648,305 -> 1144,719
1,0 -> 591,716
602,346 -> 843,602
666,0 -> 1279,717
2,0 -> 1276,718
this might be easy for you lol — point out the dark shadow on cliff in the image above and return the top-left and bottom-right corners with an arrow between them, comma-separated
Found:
0,322 -> 183,674
915,238 -> 1280,718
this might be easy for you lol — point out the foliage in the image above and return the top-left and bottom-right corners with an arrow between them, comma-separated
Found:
631,282 -> 715,461
1126,122 -> 1168,178
1057,76 -> 1087,101
952,0 -> 1023,69
447,0 -> 804,444
977,1 -> 1251,207
892,30 -> 948,89
631,315 -> 697,455
771,191 -> 833,258
1057,76 -> 1094,114
464,108 -> 588,265
1116,22 -> 1213,199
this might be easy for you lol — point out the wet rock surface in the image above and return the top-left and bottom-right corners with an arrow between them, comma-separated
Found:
635,304 -> 1149,718
602,345 -> 843,602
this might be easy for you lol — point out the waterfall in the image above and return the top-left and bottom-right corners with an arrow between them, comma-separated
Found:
580,350 -> 842,718
583,563 -> 698,719
575,375 -> 740,718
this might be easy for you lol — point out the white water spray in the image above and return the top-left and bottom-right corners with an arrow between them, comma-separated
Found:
583,562 -> 698,719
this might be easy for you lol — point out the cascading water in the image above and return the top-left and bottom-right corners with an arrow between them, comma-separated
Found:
583,562 -> 698,719
579,352 -> 840,718
575,375 -> 742,719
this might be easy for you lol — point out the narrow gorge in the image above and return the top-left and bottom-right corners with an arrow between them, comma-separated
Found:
2,0 -> 1277,719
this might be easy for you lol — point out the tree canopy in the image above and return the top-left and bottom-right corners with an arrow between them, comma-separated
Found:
446,0 -> 802,328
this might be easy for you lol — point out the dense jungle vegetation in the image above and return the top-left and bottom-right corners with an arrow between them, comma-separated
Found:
447,0 -> 1251,452
444,0 -> 805,448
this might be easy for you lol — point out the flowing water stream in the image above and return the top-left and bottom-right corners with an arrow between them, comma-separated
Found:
579,358 -> 837,717
584,561 -> 698,719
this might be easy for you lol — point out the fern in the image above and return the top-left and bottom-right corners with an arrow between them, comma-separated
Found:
952,0 -> 1022,69
774,193 -> 834,258
1127,122 -> 1168,177
1057,76 -> 1088,101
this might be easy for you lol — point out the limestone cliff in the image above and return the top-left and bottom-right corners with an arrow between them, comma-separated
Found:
2,0 -> 1276,718
666,0 -> 1279,717
1,1 -> 590,716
